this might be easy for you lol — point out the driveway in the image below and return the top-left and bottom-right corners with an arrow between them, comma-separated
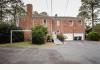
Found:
0,41 -> 100,64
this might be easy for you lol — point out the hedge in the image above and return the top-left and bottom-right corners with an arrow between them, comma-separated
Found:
0,23 -> 24,44
87,31 -> 100,41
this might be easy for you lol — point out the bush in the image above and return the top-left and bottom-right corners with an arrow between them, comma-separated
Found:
87,31 -> 100,41
94,24 -> 100,34
32,25 -> 48,44
0,23 -> 24,44
47,34 -> 52,42
57,34 -> 65,42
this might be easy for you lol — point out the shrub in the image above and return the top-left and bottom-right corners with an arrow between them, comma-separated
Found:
87,31 -> 100,41
0,23 -> 24,44
94,24 -> 100,34
47,34 -> 52,42
57,34 -> 65,42
32,25 -> 48,44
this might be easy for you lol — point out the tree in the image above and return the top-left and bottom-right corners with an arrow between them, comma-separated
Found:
8,0 -> 25,25
94,24 -> 100,33
33,11 -> 39,17
33,11 -> 48,16
77,11 -> 90,27
78,11 -> 90,19
79,0 -> 100,28
0,0 -> 25,25
0,0 -> 9,22
40,12 -> 48,16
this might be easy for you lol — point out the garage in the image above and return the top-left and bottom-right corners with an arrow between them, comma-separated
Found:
63,33 -> 84,41
64,33 -> 73,41
74,33 -> 85,40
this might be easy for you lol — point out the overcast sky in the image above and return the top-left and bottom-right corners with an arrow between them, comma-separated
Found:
23,0 -> 81,17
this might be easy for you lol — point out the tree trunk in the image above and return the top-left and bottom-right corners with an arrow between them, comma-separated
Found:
13,5 -> 17,25
91,4 -> 94,29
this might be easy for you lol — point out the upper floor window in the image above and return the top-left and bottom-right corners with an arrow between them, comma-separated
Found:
78,20 -> 82,25
44,19 -> 46,23
78,20 -> 81,23
69,20 -> 73,26
43,19 -> 48,27
69,20 -> 72,22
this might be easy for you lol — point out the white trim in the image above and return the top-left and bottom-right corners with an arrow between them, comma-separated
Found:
10,30 -> 32,44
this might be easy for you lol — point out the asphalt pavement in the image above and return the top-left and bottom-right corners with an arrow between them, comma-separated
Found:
0,41 -> 100,64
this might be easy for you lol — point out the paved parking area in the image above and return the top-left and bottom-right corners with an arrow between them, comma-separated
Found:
0,41 -> 100,64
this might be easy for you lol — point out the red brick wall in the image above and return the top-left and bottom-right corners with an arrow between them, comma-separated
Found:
60,20 -> 73,33
19,4 -> 85,41
60,20 -> 85,33
27,4 -> 32,17
52,20 -> 57,32
32,18 -> 85,34
74,20 -> 85,33
33,18 -> 53,34
19,4 -> 33,41
47,19 -> 52,34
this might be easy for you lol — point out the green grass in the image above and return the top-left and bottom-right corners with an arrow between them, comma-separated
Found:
0,42 -> 55,48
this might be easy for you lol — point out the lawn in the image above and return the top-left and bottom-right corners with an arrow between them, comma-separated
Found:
0,42 -> 55,48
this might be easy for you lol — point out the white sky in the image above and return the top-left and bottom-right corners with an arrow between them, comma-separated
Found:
22,0 -> 81,17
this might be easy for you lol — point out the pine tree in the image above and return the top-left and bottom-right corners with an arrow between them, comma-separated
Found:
78,0 -> 100,28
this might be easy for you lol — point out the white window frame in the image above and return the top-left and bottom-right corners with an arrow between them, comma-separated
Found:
10,30 -> 32,44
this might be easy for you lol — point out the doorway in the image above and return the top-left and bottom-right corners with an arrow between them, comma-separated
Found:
74,36 -> 82,40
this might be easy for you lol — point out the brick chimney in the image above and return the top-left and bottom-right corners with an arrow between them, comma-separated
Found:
26,4 -> 33,18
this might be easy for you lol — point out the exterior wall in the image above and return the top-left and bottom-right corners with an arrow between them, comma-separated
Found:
74,20 -> 85,33
47,19 -> 53,34
60,20 -> 73,33
33,18 -> 53,34
19,4 -> 85,41
26,4 -> 32,18
64,33 -> 73,40
19,4 -> 33,41
63,33 -> 85,41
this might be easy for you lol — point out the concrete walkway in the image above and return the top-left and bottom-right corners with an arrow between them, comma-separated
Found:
52,34 -> 63,45
0,41 -> 100,64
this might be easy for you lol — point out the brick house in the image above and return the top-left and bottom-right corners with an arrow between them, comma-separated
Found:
19,4 -> 85,41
